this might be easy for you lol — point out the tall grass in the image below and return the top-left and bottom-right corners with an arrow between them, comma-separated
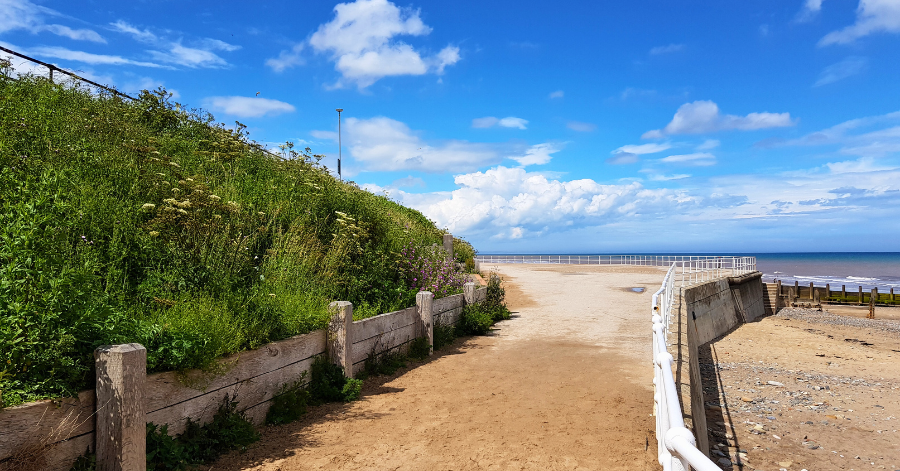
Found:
0,68 -> 468,407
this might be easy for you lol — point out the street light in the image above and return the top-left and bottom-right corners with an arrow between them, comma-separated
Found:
336,108 -> 343,180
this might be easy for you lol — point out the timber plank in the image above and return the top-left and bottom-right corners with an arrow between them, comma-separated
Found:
350,323 -> 416,365
353,307 -> 417,344
0,390 -> 95,462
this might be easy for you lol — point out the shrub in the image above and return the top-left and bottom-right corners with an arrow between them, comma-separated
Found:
342,378 -> 363,402
398,242 -> 467,298
265,376 -> 309,425
460,305 -> 495,336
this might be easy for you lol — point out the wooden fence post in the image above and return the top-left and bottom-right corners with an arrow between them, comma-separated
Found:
327,301 -> 354,377
808,282 -> 814,300
842,285 -> 846,300
464,282 -> 476,305
892,287 -> 895,302
443,234 -> 453,258
825,283 -> 831,299
416,291 -> 434,355
868,289 -> 876,319
858,286 -> 864,306
95,344 -> 146,471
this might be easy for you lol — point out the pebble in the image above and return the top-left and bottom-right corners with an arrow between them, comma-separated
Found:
768,380 -> 785,386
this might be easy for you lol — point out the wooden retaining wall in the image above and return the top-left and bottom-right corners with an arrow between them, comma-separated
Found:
0,285 -> 488,471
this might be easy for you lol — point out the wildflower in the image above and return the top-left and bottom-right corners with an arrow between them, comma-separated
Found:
163,198 -> 177,205
177,208 -> 188,215
209,195 -> 221,202
141,203 -> 156,211
169,162 -> 181,168
149,231 -> 159,237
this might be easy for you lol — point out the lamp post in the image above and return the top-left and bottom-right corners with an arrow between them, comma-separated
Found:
335,108 -> 343,180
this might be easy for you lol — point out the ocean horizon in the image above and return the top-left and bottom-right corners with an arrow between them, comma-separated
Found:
477,252 -> 900,290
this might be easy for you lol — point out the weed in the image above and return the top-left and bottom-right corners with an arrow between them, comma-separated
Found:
68,450 -> 95,471
308,356 -> 349,404
145,395 -> 259,470
433,322 -> 458,350
342,378 -> 363,402
407,336 -> 432,360
265,374 -> 309,426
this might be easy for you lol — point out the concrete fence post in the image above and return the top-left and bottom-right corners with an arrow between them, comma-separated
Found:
95,344 -> 147,471
442,234 -> 453,258
464,282 -> 476,305
775,280 -> 782,311
813,289 -> 820,306
328,301 -> 354,377
416,291 -> 434,355
809,282 -> 814,300
858,286 -> 864,306
825,283 -> 831,299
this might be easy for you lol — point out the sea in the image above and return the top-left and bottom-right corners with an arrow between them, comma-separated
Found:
752,252 -> 900,291
480,252 -> 900,291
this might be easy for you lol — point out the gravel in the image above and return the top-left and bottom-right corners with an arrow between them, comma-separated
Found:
775,307 -> 900,334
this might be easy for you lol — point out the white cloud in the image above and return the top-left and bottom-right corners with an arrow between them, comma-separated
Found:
814,56 -> 867,86
280,0 -> 459,88
775,110 -> 900,159
0,0 -> 105,42
567,121 -> 596,132
266,44 -> 305,72
472,116 -> 528,129
649,43 -> 684,55
204,96 -> 296,118
796,0 -> 824,22
510,143 -> 561,166
820,0 -> 900,45
614,142 -> 672,155
643,100 -> 795,138
606,153 -> 640,165
696,139 -> 720,150
109,20 -> 157,43
150,43 -> 229,68
26,45 -> 163,68
369,166 -> 698,238
660,152 -> 717,166
649,174 -> 691,181
332,116 -> 500,172
315,116 -> 555,172
549,90 -> 564,99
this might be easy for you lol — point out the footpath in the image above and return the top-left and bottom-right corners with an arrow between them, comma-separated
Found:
211,264 -> 666,471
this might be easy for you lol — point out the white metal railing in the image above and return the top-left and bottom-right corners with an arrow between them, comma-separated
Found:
476,254 -> 756,274
650,257 -> 755,471
652,263 -> 721,471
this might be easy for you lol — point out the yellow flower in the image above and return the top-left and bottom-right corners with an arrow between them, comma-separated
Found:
149,231 -> 160,237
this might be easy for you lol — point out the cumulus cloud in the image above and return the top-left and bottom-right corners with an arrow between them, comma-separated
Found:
660,152 -> 717,166
471,116 -> 528,129
0,0 -> 105,42
366,166 -> 703,239
204,96 -> 296,118
270,0 -> 459,88
642,100 -> 795,138
820,0 -> 900,45
814,56 -> 867,86
549,90 -> 564,99
649,43 -> 684,55
567,121 -> 596,132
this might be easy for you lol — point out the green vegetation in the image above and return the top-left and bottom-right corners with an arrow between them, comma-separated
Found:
460,272 -> 511,335
144,396 -> 259,471
0,70 -> 471,407
265,375 -> 310,426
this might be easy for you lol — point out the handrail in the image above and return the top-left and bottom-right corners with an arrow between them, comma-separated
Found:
1,46 -> 137,100
650,258 -> 756,470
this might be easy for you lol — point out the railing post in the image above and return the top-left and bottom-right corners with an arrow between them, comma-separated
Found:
416,291 -> 434,355
95,344 -> 147,471
464,282 -> 476,304
328,301 -> 354,377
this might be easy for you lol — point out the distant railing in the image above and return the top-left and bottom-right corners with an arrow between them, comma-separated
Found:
476,254 -> 736,266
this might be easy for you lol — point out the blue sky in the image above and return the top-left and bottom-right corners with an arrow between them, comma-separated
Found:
2,0 -> 900,253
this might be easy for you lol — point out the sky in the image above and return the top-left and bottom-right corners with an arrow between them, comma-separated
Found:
2,0 -> 900,253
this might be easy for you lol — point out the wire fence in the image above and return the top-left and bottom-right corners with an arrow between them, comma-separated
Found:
0,46 -> 136,100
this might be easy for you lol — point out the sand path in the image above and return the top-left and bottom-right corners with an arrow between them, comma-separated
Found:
212,264 -> 667,471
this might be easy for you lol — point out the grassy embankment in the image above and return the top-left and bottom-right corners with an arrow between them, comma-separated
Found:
0,68 -> 476,408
